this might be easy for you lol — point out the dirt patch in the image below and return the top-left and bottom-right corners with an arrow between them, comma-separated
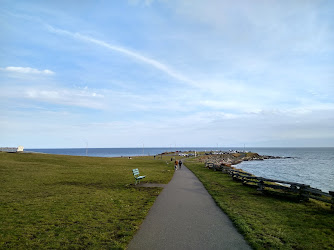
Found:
136,183 -> 167,188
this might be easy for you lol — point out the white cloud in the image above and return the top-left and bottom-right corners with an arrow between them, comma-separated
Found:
23,87 -> 104,109
1,66 -> 55,75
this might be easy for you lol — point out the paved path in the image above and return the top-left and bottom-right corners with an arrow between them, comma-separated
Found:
127,164 -> 251,250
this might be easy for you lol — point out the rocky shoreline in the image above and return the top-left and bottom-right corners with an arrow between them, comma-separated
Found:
198,151 -> 291,167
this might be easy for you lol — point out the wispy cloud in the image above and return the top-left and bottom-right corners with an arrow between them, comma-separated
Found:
128,0 -> 155,6
45,25 -> 196,86
0,66 -> 55,75
18,87 -> 105,109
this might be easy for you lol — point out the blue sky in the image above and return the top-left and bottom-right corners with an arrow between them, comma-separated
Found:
1,0 -> 334,148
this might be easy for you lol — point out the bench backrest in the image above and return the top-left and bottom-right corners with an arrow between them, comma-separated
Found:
132,168 -> 140,176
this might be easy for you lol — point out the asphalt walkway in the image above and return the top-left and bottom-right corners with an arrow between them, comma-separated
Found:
127,163 -> 251,250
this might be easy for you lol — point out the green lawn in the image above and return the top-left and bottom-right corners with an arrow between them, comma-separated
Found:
0,152 -> 174,249
3,152 -> 333,249
185,159 -> 334,250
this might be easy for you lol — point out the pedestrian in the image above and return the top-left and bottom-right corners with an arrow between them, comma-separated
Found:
174,160 -> 178,170
179,160 -> 182,169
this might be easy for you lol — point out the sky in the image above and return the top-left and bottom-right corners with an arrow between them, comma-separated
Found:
1,0 -> 334,148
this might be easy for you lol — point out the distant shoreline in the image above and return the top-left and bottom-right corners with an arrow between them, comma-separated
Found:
25,146 -> 334,158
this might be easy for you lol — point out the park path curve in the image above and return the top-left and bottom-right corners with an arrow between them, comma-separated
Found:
127,163 -> 251,250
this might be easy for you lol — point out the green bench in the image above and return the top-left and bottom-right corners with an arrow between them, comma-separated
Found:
132,168 -> 146,185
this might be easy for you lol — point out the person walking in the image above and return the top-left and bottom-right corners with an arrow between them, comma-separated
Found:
174,160 -> 178,170
179,160 -> 182,169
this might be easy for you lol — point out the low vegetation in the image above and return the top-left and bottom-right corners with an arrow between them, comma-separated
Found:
0,152 -> 174,249
185,159 -> 334,249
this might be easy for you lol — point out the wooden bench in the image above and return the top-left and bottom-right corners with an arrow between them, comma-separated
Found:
132,168 -> 146,185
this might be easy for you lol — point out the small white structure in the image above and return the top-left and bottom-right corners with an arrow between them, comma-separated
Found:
0,146 -> 24,153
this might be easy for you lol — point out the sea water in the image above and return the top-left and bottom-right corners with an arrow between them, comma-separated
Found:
237,148 -> 334,193
26,147 -> 334,192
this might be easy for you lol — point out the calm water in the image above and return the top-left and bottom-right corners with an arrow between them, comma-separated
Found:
237,148 -> 334,193
26,147 -> 210,158
27,147 -> 334,192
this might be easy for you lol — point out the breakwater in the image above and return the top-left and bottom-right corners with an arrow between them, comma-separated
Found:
198,151 -> 289,166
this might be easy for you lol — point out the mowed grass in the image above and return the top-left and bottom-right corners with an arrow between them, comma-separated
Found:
0,152 -> 174,249
185,160 -> 334,250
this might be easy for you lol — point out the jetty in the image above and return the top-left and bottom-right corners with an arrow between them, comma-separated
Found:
199,150 -> 286,167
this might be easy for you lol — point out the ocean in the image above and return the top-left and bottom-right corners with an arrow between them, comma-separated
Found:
237,147 -> 334,193
26,147 -> 334,193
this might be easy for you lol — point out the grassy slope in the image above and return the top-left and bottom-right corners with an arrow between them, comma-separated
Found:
185,160 -> 334,250
0,152 -> 174,249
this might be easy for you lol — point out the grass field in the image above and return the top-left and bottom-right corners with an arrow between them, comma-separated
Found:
2,152 -> 334,249
0,152 -> 174,249
185,159 -> 334,250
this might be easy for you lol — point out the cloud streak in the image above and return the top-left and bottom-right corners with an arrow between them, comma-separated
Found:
1,66 -> 55,75
45,25 -> 196,86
